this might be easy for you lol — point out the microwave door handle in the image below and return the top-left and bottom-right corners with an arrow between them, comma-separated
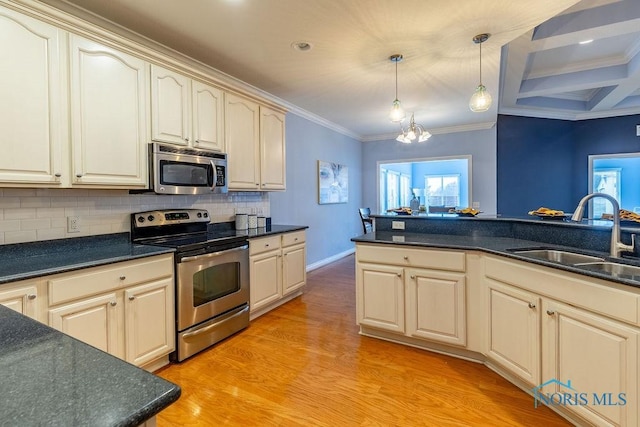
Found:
210,160 -> 219,190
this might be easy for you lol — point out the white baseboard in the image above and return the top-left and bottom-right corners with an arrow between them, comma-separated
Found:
306,248 -> 355,272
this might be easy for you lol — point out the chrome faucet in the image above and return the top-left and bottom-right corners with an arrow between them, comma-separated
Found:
571,192 -> 635,257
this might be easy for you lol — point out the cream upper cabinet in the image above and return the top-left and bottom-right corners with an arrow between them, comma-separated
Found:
151,65 -> 224,152
543,300 -> 638,427
0,7 -> 64,185
69,35 -> 148,187
260,106 -> 286,190
225,94 -> 286,191
225,93 -> 260,190
192,80 -> 224,151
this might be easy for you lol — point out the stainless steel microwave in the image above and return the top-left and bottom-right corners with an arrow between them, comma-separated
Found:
149,143 -> 228,195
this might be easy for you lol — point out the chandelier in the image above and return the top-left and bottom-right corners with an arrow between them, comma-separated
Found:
396,113 -> 431,143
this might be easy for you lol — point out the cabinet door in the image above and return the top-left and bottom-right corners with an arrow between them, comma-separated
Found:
69,35 -> 147,187
249,250 -> 281,312
151,65 -> 190,146
0,8 -> 64,185
225,93 -> 260,190
49,293 -> 121,357
0,284 -> 39,320
406,268 -> 466,346
192,80 -> 224,152
124,278 -> 174,367
543,300 -> 638,427
282,243 -> 306,296
356,263 -> 404,333
260,106 -> 286,190
485,278 -> 541,387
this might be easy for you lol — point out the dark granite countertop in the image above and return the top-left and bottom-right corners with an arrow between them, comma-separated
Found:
0,233 -> 174,285
352,231 -> 640,289
242,224 -> 308,238
0,304 -> 180,426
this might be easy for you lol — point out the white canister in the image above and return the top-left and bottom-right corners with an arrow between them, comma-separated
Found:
257,216 -> 266,228
235,214 -> 248,230
248,214 -> 258,229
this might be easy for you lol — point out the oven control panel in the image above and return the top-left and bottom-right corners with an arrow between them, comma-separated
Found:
132,209 -> 210,228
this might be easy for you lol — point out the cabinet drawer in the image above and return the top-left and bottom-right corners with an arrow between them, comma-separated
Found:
357,244 -> 465,272
49,255 -> 173,306
250,235 -> 282,256
282,230 -> 305,247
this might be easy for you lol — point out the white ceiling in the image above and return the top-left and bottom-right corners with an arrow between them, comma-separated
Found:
43,0 -> 640,140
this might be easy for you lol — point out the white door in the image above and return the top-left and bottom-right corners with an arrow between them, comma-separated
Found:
406,268 -> 466,346
260,106 -> 286,190
543,300 -> 638,427
485,278 -> 541,387
356,263 -> 405,333
0,8 -> 64,185
124,279 -> 174,366
282,243 -> 306,295
249,250 -> 281,312
192,80 -> 224,152
49,293 -> 121,357
69,35 -> 148,187
151,65 -> 190,146
225,93 -> 260,190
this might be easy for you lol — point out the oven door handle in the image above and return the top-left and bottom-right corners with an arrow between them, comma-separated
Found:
182,306 -> 249,340
179,244 -> 248,263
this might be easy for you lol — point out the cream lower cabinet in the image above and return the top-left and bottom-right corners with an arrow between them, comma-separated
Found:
356,244 -> 466,347
0,280 -> 43,321
484,256 -> 639,426
485,278 -> 541,387
48,254 -> 175,370
249,230 -> 306,318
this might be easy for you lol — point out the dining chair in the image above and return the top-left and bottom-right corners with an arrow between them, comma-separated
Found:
359,208 -> 373,234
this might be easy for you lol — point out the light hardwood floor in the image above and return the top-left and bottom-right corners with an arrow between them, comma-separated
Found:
156,254 -> 571,426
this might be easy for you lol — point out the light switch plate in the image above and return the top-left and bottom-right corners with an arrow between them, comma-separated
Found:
636,125 -> 640,136
391,221 -> 405,230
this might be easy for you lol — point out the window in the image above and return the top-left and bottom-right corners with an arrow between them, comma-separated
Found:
425,174 -> 460,207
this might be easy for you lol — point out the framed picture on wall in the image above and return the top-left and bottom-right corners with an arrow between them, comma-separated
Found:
318,160 -> 348,204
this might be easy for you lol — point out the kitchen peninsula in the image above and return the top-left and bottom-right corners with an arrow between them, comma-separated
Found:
352,214 -> 640,427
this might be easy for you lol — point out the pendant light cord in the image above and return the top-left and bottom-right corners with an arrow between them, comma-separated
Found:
479,41 -> 482,86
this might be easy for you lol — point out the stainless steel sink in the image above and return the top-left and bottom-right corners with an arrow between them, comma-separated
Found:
512,249 -> 605,265
575,262 -> 640,279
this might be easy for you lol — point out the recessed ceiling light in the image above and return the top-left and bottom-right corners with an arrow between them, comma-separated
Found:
291,41 -> 313,52
579,39 -> 593,45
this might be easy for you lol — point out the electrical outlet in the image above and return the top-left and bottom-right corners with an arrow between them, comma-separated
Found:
391,221 -> 405,230
67,216 -> 80,233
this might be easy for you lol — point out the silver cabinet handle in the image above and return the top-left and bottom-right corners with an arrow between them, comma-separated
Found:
185,137 -> 190,142
195,139 -> 199,144
128,296 -> 135,301
265,243 -> 270,247
403,256 -> 409,260
76,173 -> 83,178
528,302 -> 536,309
396,273 -> 402,277
110,301 -> 117,307
410,275 -> 415,279
119,276 -> 126,280
54,173 -> 61,178
27,294 -> 36,300
546,310 -> 556,316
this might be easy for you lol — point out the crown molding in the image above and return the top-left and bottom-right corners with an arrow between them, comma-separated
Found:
499,106 -> 640,121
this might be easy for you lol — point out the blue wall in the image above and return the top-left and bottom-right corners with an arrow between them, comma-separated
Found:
497,114 -> 640,216
362,128 -> 497,215
270,113 -> 363,267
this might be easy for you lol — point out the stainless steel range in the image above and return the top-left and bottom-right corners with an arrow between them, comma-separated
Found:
131,209 -> 249,362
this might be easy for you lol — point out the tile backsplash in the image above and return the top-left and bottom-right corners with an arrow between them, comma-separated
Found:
0,188 -> 269,245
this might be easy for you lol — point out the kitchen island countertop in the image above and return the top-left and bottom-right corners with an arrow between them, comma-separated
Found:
0,304 -> 180,426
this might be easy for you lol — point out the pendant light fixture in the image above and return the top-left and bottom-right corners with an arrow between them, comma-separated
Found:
469,33 -> 492,113
389,54 -> 406,123
396,113 -> 431,143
